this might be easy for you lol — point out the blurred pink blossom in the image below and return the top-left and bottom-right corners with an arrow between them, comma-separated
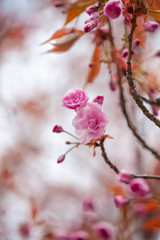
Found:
93,221 -> 114,239
130,178 -> 150,197
114,195 -> 129,208
118,169 -> 132,184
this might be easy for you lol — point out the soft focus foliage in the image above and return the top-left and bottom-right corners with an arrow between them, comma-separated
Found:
0,0 -> 160,240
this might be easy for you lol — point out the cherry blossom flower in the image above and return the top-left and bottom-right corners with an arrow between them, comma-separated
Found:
62,88 -> 89,110
104,0 -> 122,19
72,102 -> 108,144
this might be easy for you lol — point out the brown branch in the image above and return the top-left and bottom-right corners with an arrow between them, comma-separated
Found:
127,9 -> 160,128
107,19 -> 160,160
99,139 -> 160,181
100,138 -> 119,174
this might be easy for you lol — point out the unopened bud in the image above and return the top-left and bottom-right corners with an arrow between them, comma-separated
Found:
114,195 -> 129,208
57,155 -> 65,163
52,125 -> 63,133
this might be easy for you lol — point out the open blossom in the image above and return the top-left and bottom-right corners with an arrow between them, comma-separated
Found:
104,0 -> 122,19
144,21 -> 159,32
73,102 -> 108,144
93,221 -> 114,239
62,88 -> 89,110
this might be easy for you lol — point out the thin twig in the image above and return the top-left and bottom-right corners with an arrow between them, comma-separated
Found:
107,19 -> 160,160
99,139 -> 160,181
127,8 -> 160,128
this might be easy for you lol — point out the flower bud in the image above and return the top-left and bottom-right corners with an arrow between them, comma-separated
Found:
83,198 -> 95,211
144,21 -> 159,32
52,125 -> 63,133
53,1 -> 63,7
70,230 -> 89,240
134,39 -> 141,46
85,5 -> 98,15
57,155 -> 65,163
114,195 -> 129,208
93,221 -> 114,239
109,81 -> 117,91
93,95 -> 104,105
122,48 -> 128,58
130,178 -> 150,197
118,169 -> 132,184
84,21 -> 95,33
124,17 -> 131,24
104,0 -> 122,19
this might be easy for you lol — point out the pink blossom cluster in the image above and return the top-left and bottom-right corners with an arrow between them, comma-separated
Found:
114,170 -> 151,208
54,221 -> 114,240
62,88 -> 108,144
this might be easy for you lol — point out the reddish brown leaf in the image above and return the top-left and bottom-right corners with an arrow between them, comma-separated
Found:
144,217 -> 160,230
41,28 -> 73,45
46,30 -> 83,53
84,45 -> 102,87
64,0 -> 97,25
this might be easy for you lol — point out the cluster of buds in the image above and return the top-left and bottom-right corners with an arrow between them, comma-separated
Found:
84,4 -> 102,33
114,170 -> 151,209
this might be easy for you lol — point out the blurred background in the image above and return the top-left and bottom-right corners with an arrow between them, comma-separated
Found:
0,0 -> 160,239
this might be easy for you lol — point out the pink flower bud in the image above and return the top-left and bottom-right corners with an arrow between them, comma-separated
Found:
85,5 -> 98,15
93,221 -> 114,239
124,17 -> 131,24
19,223 -> 31,237
114,195 -> 129,208
109,81 -> 117,91
104,0 -> 122,19
52,125 -> 63,133
118,169 -> 132,184
144,21 -> 159,32
62,88 -> 89,110
57,155 -> 65,163
122,48 -> 128,58
53,1 -> 63,7
134,39 -> 141,46
93,95 -> 104,105
83,198 -> 95,211
84,21 -> 95,33
70,230 -> 89,240
130,178 -> 150,197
